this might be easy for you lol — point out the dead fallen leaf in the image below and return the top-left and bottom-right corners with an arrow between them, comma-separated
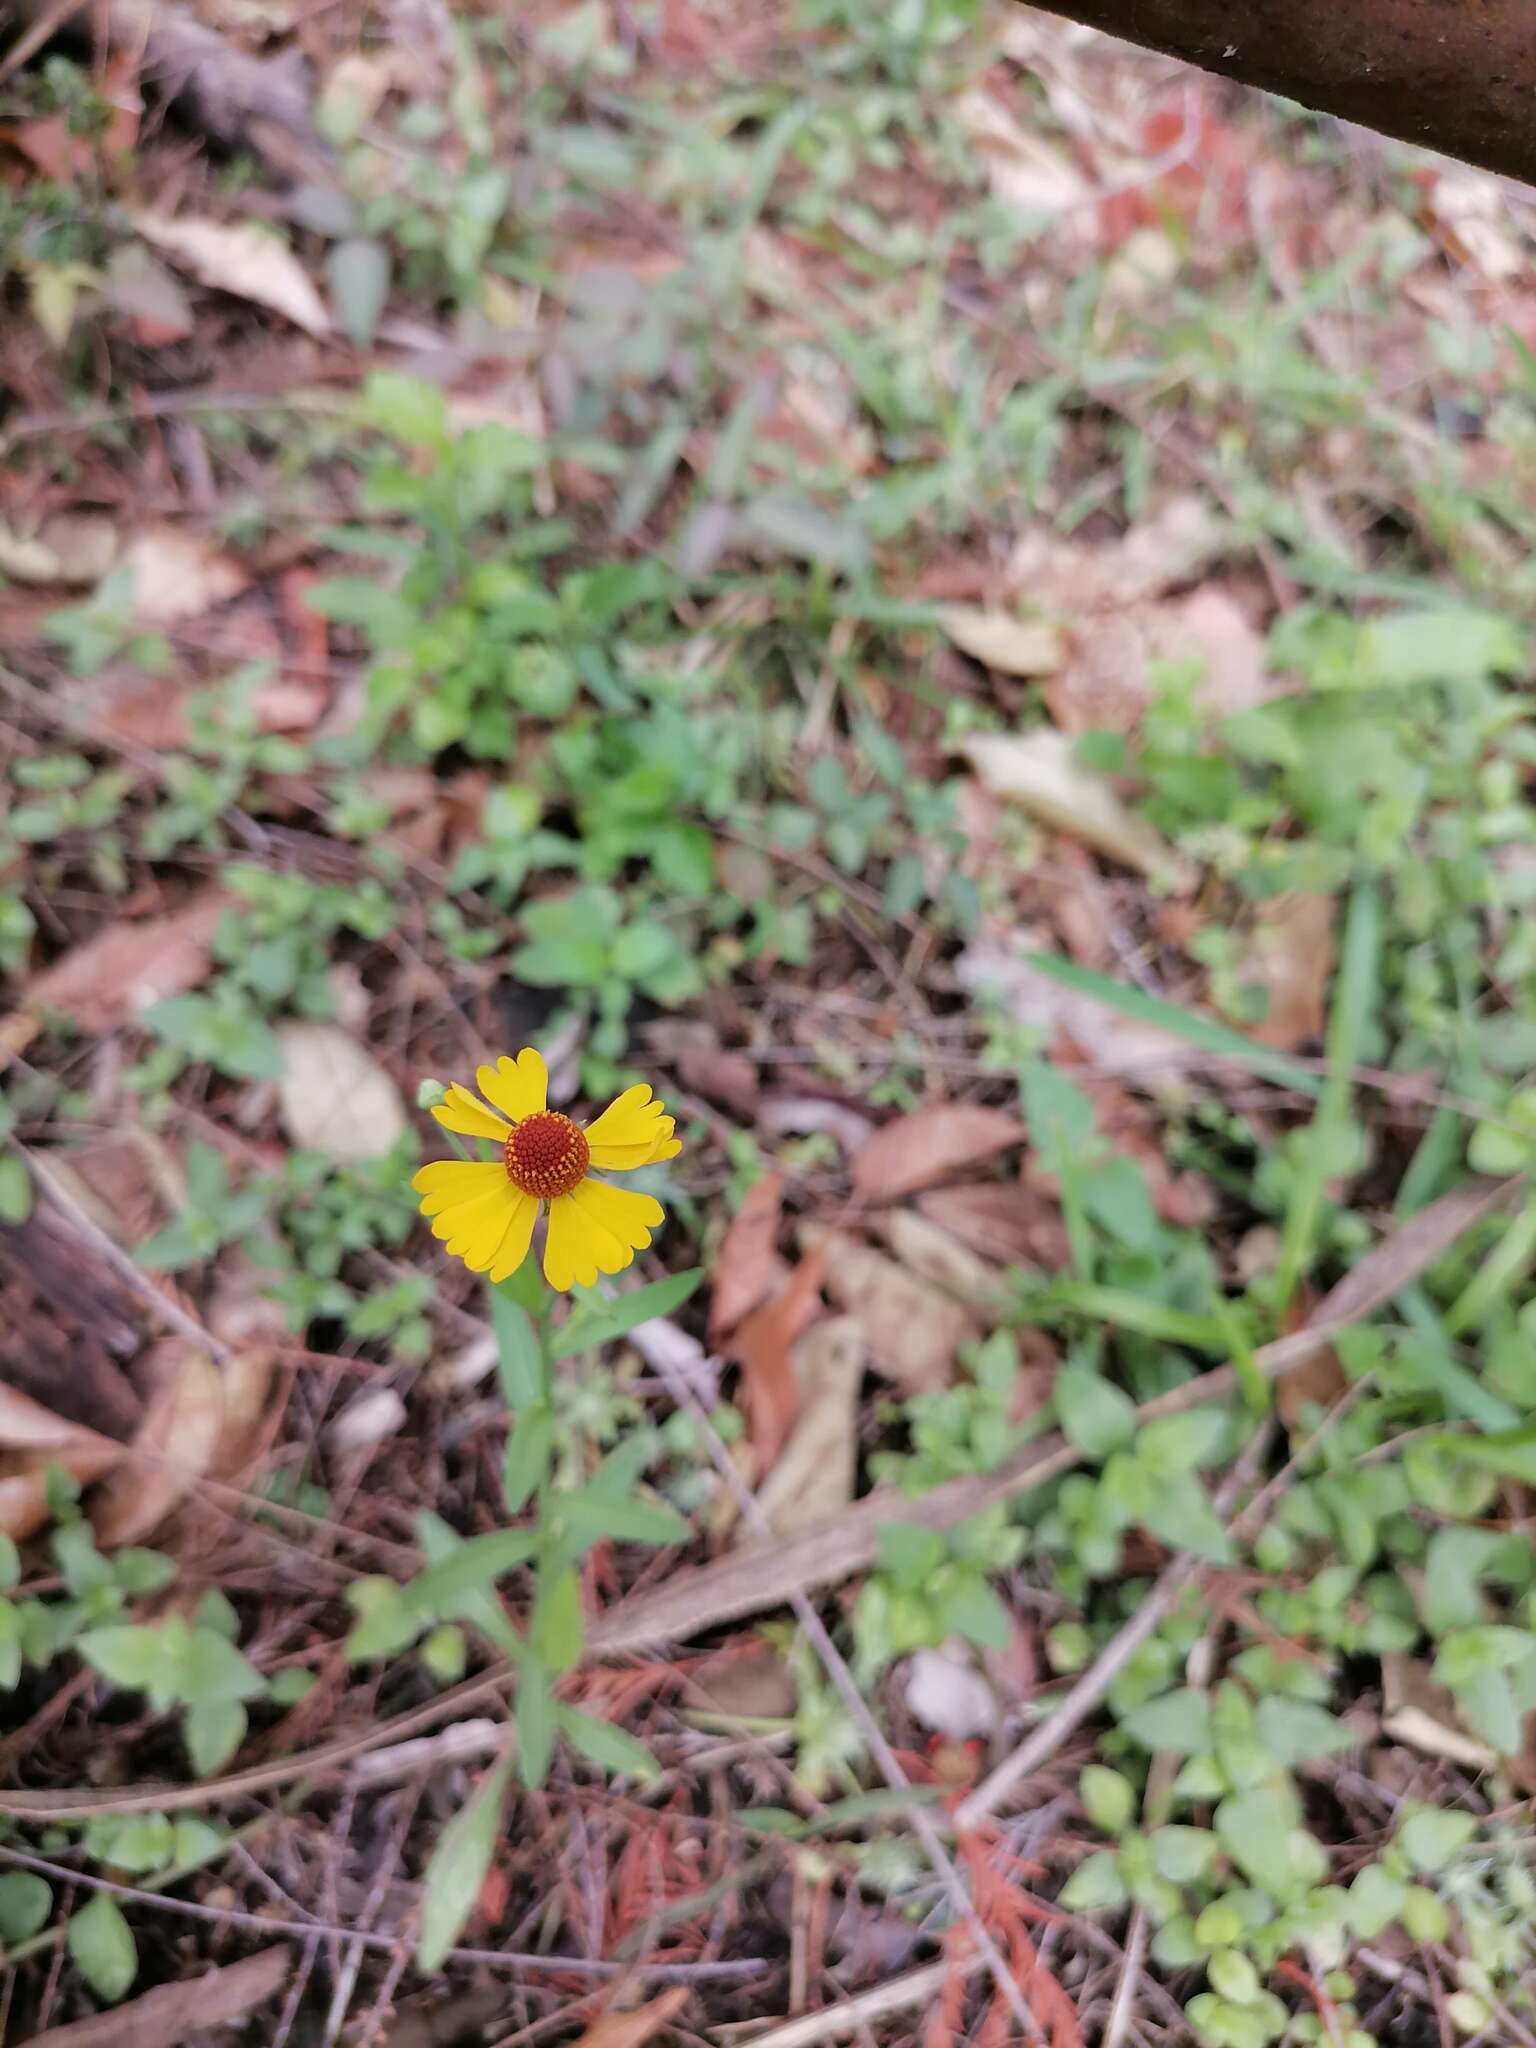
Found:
852,1101 -> 1026,1204
567,1987 -> 689,2048
916,1178 -> 1072,1270
24,1944 -> 289,2048
1045,585 -> 1269,737
724,1246 -> 827,1466
683,1639 -> 798,1720
121,526 -> 248,626
0,1384 -> 122,1542
93,1345 -> 223,1547
960,729 -> 1190,884
1274,1292 -> 1348,1434
956,940 -> 1197,1081
104,243 -> 195,346
876,1209 -> 1002,1301
937,605 -> 1066,678
133,211 -> 331,337
1240,893 -> 1335,1053
953,90 -> 1087,220
905,1644 -> 1000,1742
758,1094 -> 876,1155
709,1169 -> 786,1344
811,1230 -> 980,1394
0,514 -> 117,587
1381,1654 -> 1496,1771
23,893 -> 228,1034
276,1022 -> 407,1162
753,1316 -> 864,1536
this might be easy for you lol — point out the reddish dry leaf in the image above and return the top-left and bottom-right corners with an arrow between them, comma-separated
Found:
725,1244 -> 826,1466
675,1035 -> 759,1119
851,1103 -> 1026,1204
916,1180 -> 1072,1270
568,1988 -> 689,2048
1274,1292 -> 1348,1432
708,1168 -> 786,1343
1242,892 -> 1336,1052
24,892 -> 229,1033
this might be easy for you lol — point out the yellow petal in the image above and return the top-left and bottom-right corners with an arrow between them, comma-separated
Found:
485,1190 -> 538,1283
434,1182 -> 524,1269
586,1117 -> 681,1171
543,1177 -> 658,1290
584,1084 -> 673,1157
412,1161 -> 507,1217
476,1048 -> 548,1123
431,1084 -> 511,1142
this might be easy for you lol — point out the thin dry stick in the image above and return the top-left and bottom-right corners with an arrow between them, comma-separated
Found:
955,1425 -> 1274,1829
0,1178 -> 1509,1824
1101,1907 -> 1147,2048
728,1954 -> 988,2048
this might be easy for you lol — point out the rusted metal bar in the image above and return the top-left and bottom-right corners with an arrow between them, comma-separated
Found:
1036,1 -> 1536,186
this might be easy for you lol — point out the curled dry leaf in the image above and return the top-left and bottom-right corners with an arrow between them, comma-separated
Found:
723,1244 -> 827,1467
810,1229 -> 980,1394
752,1316 -> 864,1537
133,211 -> 331,337
22,892 -> 229,1035
92,1345 -> 223,1548
567,1988 -> 690,2048
0,1383 -> 121,1542
959,729 -> 1190,885
0,514 -> 118,587
937,605 -> 1066,678
121,526 -> 248,626
708,1168 -> 786,1344
852,1101 -> 1026,1204
276,1022 -> 408,1162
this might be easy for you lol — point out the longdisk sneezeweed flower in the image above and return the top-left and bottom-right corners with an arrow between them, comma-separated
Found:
412,1047 -> 681,1291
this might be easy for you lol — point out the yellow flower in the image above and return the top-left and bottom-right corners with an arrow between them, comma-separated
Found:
411,1048 -> 680,1291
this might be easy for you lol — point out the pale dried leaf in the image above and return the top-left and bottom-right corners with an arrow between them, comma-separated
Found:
568,1988 -> 689,2048
327,1387 -> 407,1451
682,1640 -> 798,1719
133,212 -> 331,336
812,1230 -> 980,1393
0,1386 -> 121,1541
757,1094 -> 875,1155
753,1316 -> 864,1536
1381,1654 -> 1497,1770
24,894 -> 229,1034
93,1345 -> 224,1547
876,1209 -> 1002,1300
905,1645 -> 1000,1741
709,1169 -> 786,1343
953,90 -> 1087,219
937,605 -> 1066,678
1045,586 -> 1268,737
24,1943 -> 289,2048
956,941 -> 1197,1080
960,729 -> 1189,883
276,1022 -> 407,1162
0,515 -> 118,587
916,1179 -> 1071,1269
851,1102 -> 1026,1203
1241,893 -> 1335,1053
121,526 -> 248,626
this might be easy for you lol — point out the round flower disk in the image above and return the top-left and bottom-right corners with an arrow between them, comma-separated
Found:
411,1047 -> 680,1291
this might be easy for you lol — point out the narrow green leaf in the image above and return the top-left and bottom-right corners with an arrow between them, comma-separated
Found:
559,1491 -> 690,1549
501,1408 -> 554,1516
407,1530 -> 538,1616
550,1268 -> 704,1359
490,1290 -> 544,1409
558,1706 -> 658,1780
517,1660 -> 556,1788
415,1751 -> 516,1972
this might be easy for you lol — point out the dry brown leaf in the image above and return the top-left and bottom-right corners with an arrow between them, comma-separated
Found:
24,1944 -> 289,2048
708,1169 -> 785,1343
121,526 -> 248,626
1007,495 -> 1221,612
725,1246 -> 826,1466
851,1102 -> 1026,1204
758,1094 -> 875,1155
23,893 -> 228,1035
1381,1654 -> 1496,1771
953,90 -> 1087,219
916,1179 -> 1071,1270
959,729 -> 1190,884
937,605 -> 1066,678
133,211 -> 330,336
956,941 -> 1196,1081
812,1231 -> 979,1394
753,1316 -> 864,1536
568,1987 -> 689,2048
93,1345 -> 224,1547
876,1209 -> 1002,1300
276,1022 -> 408,1162
0,1384 -> 122,1542
0,514 -> 117,587
683,1640 -> 797,1719
1046,586 -> 1269,737
1240,893 -> 1335,1053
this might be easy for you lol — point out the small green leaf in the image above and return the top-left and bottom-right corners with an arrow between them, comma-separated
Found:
1079,1765 -> 1136,1836
1118,1689 -> 1212,1756
78,1624 -> 165,1696
68,1891 -> 137,2002
185,1699 -> 247,1777
1149,1825 -> 1219,1883
558,1491 -> 689,1549
415,1752 -> 515,1972
1054,1364 -> 1137,1461
406,1531 -> 538,1616
0,1155 -> 32,1225
501,1407 -> 554,1516
558,1706 -> 658,1780
1254,1696 -> 1354,1765
550,1269 -> 704,1359
344,1579 -> 422,1662
944,1576 -> 1011,1652
529,1566 -> 584,1673
517,1660 -> 556,1788
0,1872 -> 50,1942
327,237 -> 391,348
1059,1849 -> 1128,1912
489,1291 -> 544,1408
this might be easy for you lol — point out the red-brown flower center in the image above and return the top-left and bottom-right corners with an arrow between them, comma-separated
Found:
504,1111 -> 589,1200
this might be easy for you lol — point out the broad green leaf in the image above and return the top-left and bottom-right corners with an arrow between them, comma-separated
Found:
1054,1364 -> 1136,1461
174,1627 -> 266,1707
185,1700 -> 247,1777
559,1491 -> 689,1549
944,1576 -> 1012,1652
415,1751 -> 515,1972
1139,1485 -> 1233,1566
77,1624 -> 166,1697
1348,1863 -> 1406,1939
1148,1825 -> 1219,1883
68,1892 -> 137,2002
0,1872 -> 50,1942
876,1524 -> 946,1589
1421,1425 -> 1536,1487
1059,1849 -> 1127,1912
1254,1697 -> 1353,1764
1399,1806 -> 1477,1873
344,1579 -> 422,1662
489,1291 -> 543,1410
1215,1790 -> 1296,1892
1119,1689 -> 1213,1756
550,1269 -> 704,1361
1079,1765 -> 1135,1836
